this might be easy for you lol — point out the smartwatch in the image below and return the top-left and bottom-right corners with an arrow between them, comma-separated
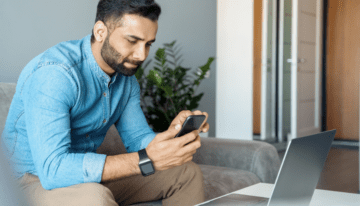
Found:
138,148 -> 155,176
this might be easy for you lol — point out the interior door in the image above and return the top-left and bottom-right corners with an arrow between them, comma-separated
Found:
277,0 -> 292,142
260,0 -> 278,140
289,0 -> 323,140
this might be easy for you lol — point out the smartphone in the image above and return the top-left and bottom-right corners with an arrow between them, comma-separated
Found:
174,115 -> 206,138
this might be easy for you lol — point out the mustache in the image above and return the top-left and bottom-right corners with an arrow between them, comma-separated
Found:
123,58 -> 143,66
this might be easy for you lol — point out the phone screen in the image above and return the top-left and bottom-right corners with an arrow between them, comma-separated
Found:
174,115 -> 206,138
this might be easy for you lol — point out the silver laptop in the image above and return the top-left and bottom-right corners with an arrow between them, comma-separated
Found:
199,130 -> 336,206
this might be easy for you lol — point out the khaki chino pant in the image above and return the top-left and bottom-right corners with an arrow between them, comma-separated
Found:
19,161 -> 205,206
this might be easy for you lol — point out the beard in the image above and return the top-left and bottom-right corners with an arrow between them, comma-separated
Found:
101,34 -> 143,76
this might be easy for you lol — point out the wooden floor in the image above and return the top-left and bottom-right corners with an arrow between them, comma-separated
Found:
278,147 -> 359,194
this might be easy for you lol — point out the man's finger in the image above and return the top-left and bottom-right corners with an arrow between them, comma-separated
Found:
181,135 -> 201,154
167,129 -> 198,149
192,110 -> 202,115
198,111 -> 209,132
155,124 -> 182,141
201,122 -> 210,133
175,124 -> 181,131
169,110 -> 192,129
179,130 -> 199,146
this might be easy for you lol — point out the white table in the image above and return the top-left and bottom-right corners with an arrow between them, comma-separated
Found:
198,183 -> 360,205
234,183 -> 360,206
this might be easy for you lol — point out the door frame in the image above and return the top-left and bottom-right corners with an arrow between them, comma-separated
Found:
260,0 -> 328,141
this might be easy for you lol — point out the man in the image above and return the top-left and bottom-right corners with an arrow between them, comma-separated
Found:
1,0 -> 209,205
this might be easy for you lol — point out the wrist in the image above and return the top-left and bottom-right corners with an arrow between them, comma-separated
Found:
101,153 -> 141,182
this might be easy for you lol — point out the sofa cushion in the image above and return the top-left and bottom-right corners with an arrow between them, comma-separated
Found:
97,125 -> 127,155
193,137 -> 280,183
199,164 -> 261,201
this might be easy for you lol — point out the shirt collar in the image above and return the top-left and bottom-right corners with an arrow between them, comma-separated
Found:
82,34 -> 120,85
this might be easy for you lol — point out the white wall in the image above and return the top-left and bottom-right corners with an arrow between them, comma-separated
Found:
0,0 -> 217,136
216,0 -> 254,140
0,0 -> 98,83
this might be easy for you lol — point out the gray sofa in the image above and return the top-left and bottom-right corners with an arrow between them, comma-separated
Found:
0,82 -> 280,205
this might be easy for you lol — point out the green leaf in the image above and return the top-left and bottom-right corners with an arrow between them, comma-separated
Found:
193,93 -> 204,102
147,70 -> 163,87
188,93 -> 204,111
155,48 -> 166,60
155,56 -> 162,62
164,40 -> 176,48
199,57 -> 215,73
154,67 -> 161,72
146,107 -> 171,132
162,85 -> 173,97
135,66 -> 144,80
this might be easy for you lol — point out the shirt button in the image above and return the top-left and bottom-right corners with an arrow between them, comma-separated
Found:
86,134 -> 89,138
103,119 -> 107,123
103,92 -> 107,97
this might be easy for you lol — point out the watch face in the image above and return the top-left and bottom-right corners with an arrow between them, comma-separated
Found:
140,161 -> 155,176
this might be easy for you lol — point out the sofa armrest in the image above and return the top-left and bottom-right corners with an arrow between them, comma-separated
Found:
0,83 -> 16,135
193,137 -> 281,183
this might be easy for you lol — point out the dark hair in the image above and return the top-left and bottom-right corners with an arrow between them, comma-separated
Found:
91,0 -> 161,43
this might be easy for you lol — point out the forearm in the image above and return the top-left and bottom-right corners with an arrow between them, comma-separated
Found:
101,152 -> 141,182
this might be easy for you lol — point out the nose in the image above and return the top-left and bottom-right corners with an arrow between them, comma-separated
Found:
133,44 -> 147,62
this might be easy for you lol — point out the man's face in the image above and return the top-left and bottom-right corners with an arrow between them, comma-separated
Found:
100,14 -> 158,76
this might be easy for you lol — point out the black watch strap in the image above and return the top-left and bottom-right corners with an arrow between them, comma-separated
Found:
138,148 -> 149,160
138,148 -> 155,176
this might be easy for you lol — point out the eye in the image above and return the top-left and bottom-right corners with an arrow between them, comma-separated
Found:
146,43 -> 152,47
127,39 -> 136,44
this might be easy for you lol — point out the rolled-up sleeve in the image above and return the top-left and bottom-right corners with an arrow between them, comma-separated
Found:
115,77 -> 156,153
23,66 -> 106,190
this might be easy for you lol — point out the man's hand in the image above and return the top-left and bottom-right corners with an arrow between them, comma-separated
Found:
146,110 -> 209,171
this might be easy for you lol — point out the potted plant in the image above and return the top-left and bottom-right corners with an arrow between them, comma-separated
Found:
135,41 -> 214,133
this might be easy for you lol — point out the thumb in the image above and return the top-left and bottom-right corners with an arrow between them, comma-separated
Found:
155,123 -> 182,141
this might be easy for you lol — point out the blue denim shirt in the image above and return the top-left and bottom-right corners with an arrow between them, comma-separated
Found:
1,34 -> 156,190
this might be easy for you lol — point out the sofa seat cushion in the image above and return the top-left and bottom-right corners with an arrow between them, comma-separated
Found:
199,164 -> 261,201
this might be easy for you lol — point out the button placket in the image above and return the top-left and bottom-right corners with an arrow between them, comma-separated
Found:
102,77 -> 110,128
103,90 -> 108,125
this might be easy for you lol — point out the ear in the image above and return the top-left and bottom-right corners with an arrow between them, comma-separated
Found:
93,21 -> 108,43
